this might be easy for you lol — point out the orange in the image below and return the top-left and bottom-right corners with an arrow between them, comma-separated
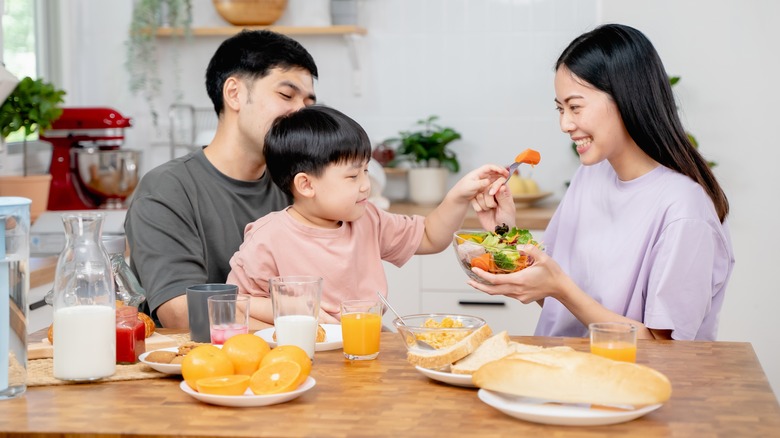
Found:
196,374 -> 250,396
249,360 -> 303,395
260,345 -> 312,387
181,345 -> 234,391
221,333 -> 271,376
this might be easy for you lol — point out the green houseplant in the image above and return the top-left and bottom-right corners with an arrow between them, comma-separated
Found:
125,0 -> 193,125
0,76 -> 66,219
385,115 -> 462,173
0,76 -> 66,176
384,116 -> 462,204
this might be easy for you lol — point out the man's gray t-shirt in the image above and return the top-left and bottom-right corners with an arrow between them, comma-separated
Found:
125,148 -> 290,321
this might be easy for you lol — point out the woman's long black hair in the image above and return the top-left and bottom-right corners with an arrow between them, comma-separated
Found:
556,24 -> 729,222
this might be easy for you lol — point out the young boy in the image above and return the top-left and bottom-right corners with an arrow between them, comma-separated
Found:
226,105 -> 508,325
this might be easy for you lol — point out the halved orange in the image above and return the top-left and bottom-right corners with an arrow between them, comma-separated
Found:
222,333 -> 271,376
260,345 -> 312,387
196,374 -> 250,396
181,345 -> 234,391
249,360 -> 303,395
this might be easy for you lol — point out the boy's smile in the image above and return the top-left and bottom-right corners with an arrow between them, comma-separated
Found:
290,159 -> 371,229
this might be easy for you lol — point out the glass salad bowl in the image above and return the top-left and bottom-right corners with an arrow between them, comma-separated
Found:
452,227 -> 541,285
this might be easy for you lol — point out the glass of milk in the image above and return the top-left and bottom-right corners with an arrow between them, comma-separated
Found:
269,276 -> 322,360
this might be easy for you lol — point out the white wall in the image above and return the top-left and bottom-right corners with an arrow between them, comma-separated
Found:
44,0 -> 778,398
54,0 -> 595,198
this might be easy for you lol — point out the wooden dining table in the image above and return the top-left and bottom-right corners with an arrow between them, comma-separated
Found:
2,331 -> 779,437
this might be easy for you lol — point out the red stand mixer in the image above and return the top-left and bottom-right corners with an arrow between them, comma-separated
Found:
40,107 -> 141,210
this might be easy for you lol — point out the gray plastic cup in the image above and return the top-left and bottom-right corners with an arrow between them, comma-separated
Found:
186,284 -> 238,343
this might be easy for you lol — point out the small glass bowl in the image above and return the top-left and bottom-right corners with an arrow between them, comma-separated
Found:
452,230 -> 534,285
392,314 -> 487,352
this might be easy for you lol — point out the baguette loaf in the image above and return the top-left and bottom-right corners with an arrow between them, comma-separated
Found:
472,350 -> 672,407
407,324 -> 493,369
451,331 -> 574,375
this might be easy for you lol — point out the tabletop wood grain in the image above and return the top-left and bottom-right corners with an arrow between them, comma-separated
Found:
2,333 -> 779,437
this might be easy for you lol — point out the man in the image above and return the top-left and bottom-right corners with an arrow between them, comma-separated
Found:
125,30 -> 318,328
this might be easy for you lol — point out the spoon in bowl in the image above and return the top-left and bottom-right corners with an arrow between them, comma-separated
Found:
375,292 -> 436,351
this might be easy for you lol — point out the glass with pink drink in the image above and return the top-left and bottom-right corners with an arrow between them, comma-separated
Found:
207,294 -> 250,345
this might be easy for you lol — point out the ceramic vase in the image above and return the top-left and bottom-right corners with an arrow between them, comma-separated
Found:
408,167 -> 448,205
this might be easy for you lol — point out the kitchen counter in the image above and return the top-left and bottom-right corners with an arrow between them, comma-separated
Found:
387,201 -> 557,230
3,331 -> 779,437
30,256 -> 57,289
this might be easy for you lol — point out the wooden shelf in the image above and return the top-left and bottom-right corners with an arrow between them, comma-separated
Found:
153,25 -> 367,96
383,167 -> 408,176
155,25 -> 367,37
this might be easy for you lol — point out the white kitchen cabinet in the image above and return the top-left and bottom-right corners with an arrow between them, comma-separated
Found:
420,291 -> 540,336
382,260 -> 419,329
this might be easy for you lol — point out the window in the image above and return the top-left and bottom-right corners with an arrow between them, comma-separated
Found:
2,0 -> 38,143
2,0 -> 37,79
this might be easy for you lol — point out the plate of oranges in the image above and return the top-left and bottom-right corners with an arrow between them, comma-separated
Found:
178,334 -> 316,407
179,376 -> 316,407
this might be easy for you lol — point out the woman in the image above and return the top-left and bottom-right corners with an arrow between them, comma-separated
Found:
471,24 -> 734,341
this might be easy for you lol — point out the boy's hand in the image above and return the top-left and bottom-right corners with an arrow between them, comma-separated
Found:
474,182 -> 516,230
318,308 -> 340,324
417,164 -> 509,255
450,164 -> 509,201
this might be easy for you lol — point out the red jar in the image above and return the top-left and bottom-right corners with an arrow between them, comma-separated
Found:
116,306 -> 146,364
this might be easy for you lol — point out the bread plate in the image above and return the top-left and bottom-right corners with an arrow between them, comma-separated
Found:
478,390 -> 662,426
255,324 -> 343,352
415,366 -> 476,388
139,347 -> 181,375
179,377 -> 316,407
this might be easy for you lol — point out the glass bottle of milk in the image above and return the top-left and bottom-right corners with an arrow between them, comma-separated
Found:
52,213 -> 116,380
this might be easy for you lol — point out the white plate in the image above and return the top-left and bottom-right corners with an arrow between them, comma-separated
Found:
139,347 -> 182,375
179,377 -> 316,407
255,324 -> 343,352
478,390 -> 663,426
415,366 -> 476,388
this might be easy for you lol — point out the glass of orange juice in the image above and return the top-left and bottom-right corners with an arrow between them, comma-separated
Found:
589,322 -> 637,363
341,300 -> 382,360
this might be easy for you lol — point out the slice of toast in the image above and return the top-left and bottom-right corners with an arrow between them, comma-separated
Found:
451,331 -> 532,375
451,331 -> 574,375
406,324 -> 493,369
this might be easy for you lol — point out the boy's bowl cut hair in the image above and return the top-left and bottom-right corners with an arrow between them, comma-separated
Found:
264,105 -> 372,198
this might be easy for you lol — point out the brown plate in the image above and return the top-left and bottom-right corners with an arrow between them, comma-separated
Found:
512,192 -> 553,208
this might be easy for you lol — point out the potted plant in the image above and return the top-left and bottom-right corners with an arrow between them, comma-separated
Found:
384,115 -> 462,204
0,76 -> 66,219
125,0 -> 193,126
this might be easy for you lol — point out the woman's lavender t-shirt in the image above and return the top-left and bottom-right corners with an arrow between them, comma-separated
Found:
535,161 -> 734,340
